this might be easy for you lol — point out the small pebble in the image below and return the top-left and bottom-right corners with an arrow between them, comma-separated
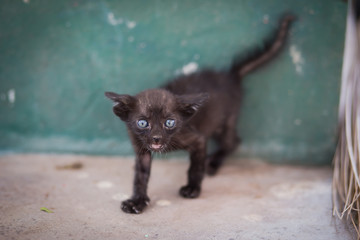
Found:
156,199 -> 171,207
96,181 -> 113,189
112,193 -> 129,201
56,162 -> 83,170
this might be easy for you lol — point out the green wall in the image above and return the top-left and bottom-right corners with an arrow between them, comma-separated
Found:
0,0 -> 346,164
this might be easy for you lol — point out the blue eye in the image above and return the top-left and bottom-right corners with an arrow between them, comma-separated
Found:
137,120 -> 149,129
165,119 -> 175,128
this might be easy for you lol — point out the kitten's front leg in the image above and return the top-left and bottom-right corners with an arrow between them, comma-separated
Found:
121,150 -> 152,214
179,138 -> 207,198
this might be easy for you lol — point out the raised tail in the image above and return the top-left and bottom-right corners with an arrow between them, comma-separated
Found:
230,14 -> 295,78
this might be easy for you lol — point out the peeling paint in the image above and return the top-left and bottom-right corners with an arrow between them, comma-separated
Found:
108,12 -> 123,26
126,21 -> 136,29
181,62 -> 198,75
8,89 -> 15,104
289,45 -> 305,75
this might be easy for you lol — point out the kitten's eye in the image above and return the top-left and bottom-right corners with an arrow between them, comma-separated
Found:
137,120 -> 149,129
165,119 -> 176,128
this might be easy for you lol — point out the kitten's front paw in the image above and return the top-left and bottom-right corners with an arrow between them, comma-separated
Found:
179,185 -> 201,198
121,197 -> 150,214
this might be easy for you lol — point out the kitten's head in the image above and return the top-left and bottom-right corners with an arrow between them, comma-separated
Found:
105,89 -> 208,152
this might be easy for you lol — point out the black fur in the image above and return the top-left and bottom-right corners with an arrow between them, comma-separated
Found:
105,15 -> 295,214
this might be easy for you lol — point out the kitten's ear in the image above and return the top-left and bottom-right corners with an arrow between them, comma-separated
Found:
105,92 -> 136,121
176,93 -> 209,119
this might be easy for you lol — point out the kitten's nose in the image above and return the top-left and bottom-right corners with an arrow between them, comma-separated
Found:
152,136 -> 161,143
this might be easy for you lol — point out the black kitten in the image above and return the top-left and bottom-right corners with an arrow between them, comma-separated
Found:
105,15 -> 295,214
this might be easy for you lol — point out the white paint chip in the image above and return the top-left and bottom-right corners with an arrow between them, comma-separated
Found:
182,62 -> 198,75
156,199 -> 171,207
112,193 -> 129,201
108,12 -> 123,26
126,21 -> 136,29
96,181 -> 113,189
8,89 -> 15,104
289,45 -> 305,74
23,0 -> 30,3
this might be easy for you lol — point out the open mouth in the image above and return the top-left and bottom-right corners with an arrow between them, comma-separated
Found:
150,144 -> 163,151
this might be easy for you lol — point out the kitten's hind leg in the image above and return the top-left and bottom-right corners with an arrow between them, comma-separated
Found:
206,135 -> 240,175
207,119 -> 240,176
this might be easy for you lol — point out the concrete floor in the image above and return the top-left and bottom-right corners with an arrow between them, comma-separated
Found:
0,154 -> 356,240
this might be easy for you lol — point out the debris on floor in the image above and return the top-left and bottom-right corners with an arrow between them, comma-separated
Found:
56,161 -> 83,170
40,207 -> 54,213
0,154 -> 356,240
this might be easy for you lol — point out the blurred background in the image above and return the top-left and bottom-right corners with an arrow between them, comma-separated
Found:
0,0 -> 346,164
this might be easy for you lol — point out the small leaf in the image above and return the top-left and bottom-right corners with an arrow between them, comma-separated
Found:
40,207 -> 54,213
